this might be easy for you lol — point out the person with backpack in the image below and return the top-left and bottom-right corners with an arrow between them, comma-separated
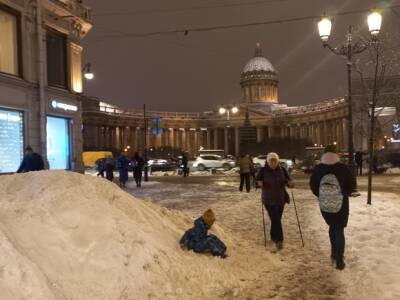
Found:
256,152 -> 293,250
310,145 -> 356,270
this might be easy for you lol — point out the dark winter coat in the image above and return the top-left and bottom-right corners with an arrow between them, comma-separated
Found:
17,152 -> 45,173
117,155 -> 130,183
105,158 -> 115,181
180,217 -> 226,257
309,152 -> 356,228
132,156 -> 144,178
256,165 -> 291,205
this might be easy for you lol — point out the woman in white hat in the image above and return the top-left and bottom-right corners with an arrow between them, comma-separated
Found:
256,152 -> 294,250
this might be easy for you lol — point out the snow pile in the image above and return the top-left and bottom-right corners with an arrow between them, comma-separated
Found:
0,171 -> 271,299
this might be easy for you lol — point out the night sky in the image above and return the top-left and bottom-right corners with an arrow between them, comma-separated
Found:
82,0 -> 399,112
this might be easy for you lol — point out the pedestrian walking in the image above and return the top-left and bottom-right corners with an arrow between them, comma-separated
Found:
105,156 -> 115,182
355,151 -> 363,176
96,159 -> 105,177
132,152 -> 144,187
239,154 -> 252,192
16,146 -> 45,173
181,152 -> 189,177
256,152 -> 293,250
117,153 -> 130,188
310,145 -> 356,270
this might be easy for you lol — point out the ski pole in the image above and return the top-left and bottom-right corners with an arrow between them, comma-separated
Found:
261,199 -> 267,248
291,189 -> 305,247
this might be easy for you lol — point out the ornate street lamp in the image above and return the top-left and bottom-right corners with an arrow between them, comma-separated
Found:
219,105 -> 239,120
317,10 -> 382,195
82,63 -> 94,80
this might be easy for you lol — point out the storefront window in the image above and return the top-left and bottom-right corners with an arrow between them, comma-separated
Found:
0,109 -> 24,173
0,7 -> 19,75
47,116 -> 70,169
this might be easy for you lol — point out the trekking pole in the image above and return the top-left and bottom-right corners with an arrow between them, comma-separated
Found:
291,189 -> 305,247
261,199 -> 267,248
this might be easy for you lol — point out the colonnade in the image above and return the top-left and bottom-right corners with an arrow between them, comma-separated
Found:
83,117 -> 348,157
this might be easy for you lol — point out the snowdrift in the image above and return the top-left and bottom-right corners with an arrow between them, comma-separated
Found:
0,171 -> 252,299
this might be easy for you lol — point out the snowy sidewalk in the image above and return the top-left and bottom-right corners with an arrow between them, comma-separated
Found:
129,180 -> 400,299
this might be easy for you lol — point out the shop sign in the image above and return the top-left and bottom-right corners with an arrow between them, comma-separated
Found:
51,100 -> 78,112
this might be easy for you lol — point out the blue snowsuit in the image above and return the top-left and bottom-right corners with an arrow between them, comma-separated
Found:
117,155 -> 130,184
180,217 -> 226,257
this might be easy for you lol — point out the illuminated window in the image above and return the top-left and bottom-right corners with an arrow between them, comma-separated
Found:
0,109 -> 24,173
0,6 -> 19,75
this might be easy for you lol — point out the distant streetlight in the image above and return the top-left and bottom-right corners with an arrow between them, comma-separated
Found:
317,10 -> 382,197
219,104 -> 239,121
82,63 -> 94,80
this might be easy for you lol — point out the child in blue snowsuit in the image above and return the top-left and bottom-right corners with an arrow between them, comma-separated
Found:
180,209 -> 227,258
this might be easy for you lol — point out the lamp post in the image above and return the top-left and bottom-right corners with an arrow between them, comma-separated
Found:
219,105 -> 239,121
317,10 -> 382,194
143,104 -> 149,182
82,63 -> 94,80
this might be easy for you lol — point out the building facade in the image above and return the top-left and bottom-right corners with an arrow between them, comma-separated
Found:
0,0 -> 92,173
82,44 -> 357,158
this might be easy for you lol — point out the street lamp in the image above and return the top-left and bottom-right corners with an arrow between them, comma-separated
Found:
317,10 -> 382,194
219,105 -> 239,121
82,63 -> 94,80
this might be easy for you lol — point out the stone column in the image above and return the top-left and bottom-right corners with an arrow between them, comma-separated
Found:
213,128 -> 219,149
182,129 -> 187,151
234,127 -> 240,157
256,126 -> 262,143
224,127 -> 229,154
194,130 -> 199,153
207,129 -> 211,149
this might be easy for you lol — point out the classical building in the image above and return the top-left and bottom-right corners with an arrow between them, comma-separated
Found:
0,0 -> 92,173
82,43 -> 359,158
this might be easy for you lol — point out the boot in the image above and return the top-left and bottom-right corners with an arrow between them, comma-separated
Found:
336,257 -> 346,270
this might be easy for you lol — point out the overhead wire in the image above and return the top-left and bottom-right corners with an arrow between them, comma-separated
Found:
93,0 -> 293,17
92,4 -> 400,39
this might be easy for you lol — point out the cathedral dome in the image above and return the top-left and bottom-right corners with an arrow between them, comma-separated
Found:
243,56 -> 275,73
242,43 -> 275,73
240,43 -> 278,104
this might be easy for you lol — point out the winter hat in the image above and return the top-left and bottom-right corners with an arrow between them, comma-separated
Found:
267,152 -> 279,162
202,209 -> 216,226
324,144 -> 337,153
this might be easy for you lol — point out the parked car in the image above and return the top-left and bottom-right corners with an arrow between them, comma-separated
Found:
193,155 -> 235,171
148,159 -> 178,172
252,155 -> 293,172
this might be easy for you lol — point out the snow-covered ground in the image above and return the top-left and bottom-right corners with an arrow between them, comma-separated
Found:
1,171 -> 400,299
128,178 -> 400,299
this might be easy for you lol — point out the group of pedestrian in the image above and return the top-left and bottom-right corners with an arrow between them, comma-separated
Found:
252,145 -> 354,270
97,151 -> 145,188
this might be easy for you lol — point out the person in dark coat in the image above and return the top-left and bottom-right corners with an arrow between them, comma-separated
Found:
104,156 -> 115,182
310,145 -> 356,270
17,146 -> 45,173
181,152 -> 189,177
96,159 -> 105,177
180,209 -> 227,258
132,152 -> 144,187
355,151 -> 363,176
256,152 -> 293,250
117,153 -> 130,188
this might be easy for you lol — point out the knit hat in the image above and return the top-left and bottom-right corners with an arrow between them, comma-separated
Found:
267,152 -> 279,162
324,144 -> 337,153
202,209 -> 216,226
